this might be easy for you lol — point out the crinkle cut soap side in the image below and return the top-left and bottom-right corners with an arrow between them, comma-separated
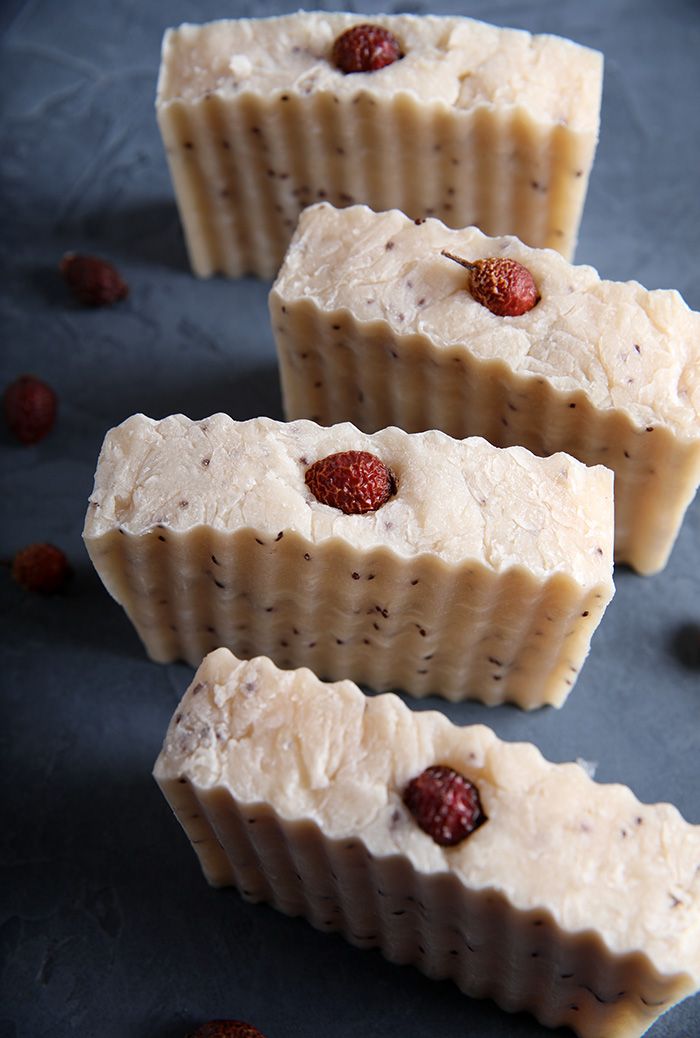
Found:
154,649 -> 700,1038
156,12 -> 603,277
83,414 -> 615,708
271,204 -> 700,574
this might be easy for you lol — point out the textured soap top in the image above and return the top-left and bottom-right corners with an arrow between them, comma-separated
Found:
155,648 -> 700,979
84,414 -> 613,585
157,12 -> 602,134
273,204 -> 700,439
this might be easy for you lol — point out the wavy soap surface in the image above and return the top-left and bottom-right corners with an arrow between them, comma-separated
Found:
154,648 -> 700,1038
271,203 -> 700,574
83,415 -> 614,708
156,11 -> 602,277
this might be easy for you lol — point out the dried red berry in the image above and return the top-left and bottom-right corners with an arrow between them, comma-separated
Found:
441,251 -> 539,317
12,543 -> 70,594
403,765 -> 486,847
187,1023 -> 266,1038
4,375 -> 57,444
305,450 -> 396,514
59,252 -> 128,306
332,24 -> 402,74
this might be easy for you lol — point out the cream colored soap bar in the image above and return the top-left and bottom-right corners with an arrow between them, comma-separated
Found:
271,203 -> 700,574
156,12 -> 602,278
154,649 -> 700,1038
83,414 -> 614,708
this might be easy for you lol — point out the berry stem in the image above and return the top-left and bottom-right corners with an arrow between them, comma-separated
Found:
440,249 -> 476,271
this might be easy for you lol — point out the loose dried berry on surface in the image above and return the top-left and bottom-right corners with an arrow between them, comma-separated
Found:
11,543 -> 70,594
332,24 -> 402,74
187,1022 -> 267,1038
59,252 -> 128,306
441,251 -> 539,317
4,375 -> 57,444
403,765 -> 486,846
305,450 -> 396,514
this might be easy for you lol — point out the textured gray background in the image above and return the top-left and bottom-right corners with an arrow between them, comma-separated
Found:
1,2 -> 699,1037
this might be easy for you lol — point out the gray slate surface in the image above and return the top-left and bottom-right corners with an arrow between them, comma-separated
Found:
1,2 -> 698,1037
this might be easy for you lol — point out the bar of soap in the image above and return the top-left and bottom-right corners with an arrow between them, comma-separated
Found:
83,414 -> 614,709
153,648 -> 700,1038
271,203 -> 700,575
156,12 -> 603,278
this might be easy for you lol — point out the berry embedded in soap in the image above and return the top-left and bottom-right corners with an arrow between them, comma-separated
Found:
442,251 -> 539,316
304,450 -> 396,514
403,765 -> 486,846
331,24 -> 402,74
